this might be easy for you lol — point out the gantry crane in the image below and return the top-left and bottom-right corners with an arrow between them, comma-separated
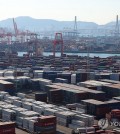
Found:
53,33 -> 63,57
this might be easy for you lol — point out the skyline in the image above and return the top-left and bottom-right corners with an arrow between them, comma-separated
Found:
0,0 -> 120,24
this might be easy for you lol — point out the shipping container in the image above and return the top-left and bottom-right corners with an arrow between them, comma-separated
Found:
102,84 -> 120,99
0,122 -> 15,134
81,99 -> 110,119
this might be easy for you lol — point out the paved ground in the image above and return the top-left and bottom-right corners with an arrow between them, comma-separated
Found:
16,128 -> 29,134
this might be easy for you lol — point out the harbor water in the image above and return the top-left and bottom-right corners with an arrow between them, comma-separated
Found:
18,52 -> 120,58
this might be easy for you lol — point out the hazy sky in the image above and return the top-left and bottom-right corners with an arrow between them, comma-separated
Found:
0,0 -> 120,24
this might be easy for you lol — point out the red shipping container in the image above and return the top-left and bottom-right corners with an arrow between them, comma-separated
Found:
96,130 -> 105,134
0,122 -> 15,134
0,128 -> 15,134
86,132 -> 95,134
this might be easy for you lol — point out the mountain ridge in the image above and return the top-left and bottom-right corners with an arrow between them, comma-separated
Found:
0,16 -> 118,32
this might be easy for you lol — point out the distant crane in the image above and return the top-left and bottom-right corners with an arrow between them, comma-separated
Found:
53,33 -> 64,57
73,16 -> 78,38
114,15 -> 120,50
115,15 -> 119,37
13,18 -> 19,42
27,33 -> 42,57
13,18 -> 18,35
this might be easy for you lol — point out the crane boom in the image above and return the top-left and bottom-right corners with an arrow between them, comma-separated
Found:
13,18 -> 18,37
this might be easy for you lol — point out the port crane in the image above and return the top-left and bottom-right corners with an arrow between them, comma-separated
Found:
27,33 -> 42,57
13,18 -> 19,42
53,33 -> 64,57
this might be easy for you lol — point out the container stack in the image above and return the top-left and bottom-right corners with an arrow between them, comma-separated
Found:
4,70 -> 14,77
111,109 -> 120,121
13,100 -> 22,107
22,102 -> 33,110
31,79 -> 41,90
110,73 -> 120,81
55,78 -> 68,83
48,89 -> 63,104
55,83 -> 106,101
34,70 -> 43,78
12,107 -> 27,116
32,78 -> 52,91
35,92 -> 47,102
34,116 -> 56,134
102,84 -> 120,99
26,92 -> 48,102
17,92 -> 26,99
56,111 -> 76,127
71,74 -> 76,84
2,109 -> 16,121
0,80 -> 14,95
57,72 -> 71,83
77,127 -> 95,134
78,80 -> 110,90
19,111 -> 39,118
17,116 -> 57,134
68,120 -> 85,130
0,122 -> 16,134
63,89 -> 88,104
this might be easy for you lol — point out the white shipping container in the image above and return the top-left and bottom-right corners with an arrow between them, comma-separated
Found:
74,115 -> 89,126
23,98 -> 35,103
0,95 -> 4,101
23,117 -> 30,130
28,120 -> 36,132
76,108 -> 86,113
13,100 -> 22,107
69,124 -> 84,130
3,94 -> 10,100
81,114 -> 94,127
1,104 -> 17,109
44,108 -> 58,116
0,91 -> 8,96
71,74 -> 76,84
32,101 -> 45,106
7,96 -> 20,104
19,111 -> 39,117
2,109 -> 16,121
72,120 -> 85,127
22,102 -> 33,111
77,127 -> 95,133
17,93 -> 26,99
12,107 -> 27,116
57,117 -> 68,124
4,71 -> 14,77
32,105 -> 45,114
16,116 -> 24,128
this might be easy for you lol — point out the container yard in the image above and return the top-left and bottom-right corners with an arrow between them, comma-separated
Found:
0,51 -> 119,134
0,0 -> 120,133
